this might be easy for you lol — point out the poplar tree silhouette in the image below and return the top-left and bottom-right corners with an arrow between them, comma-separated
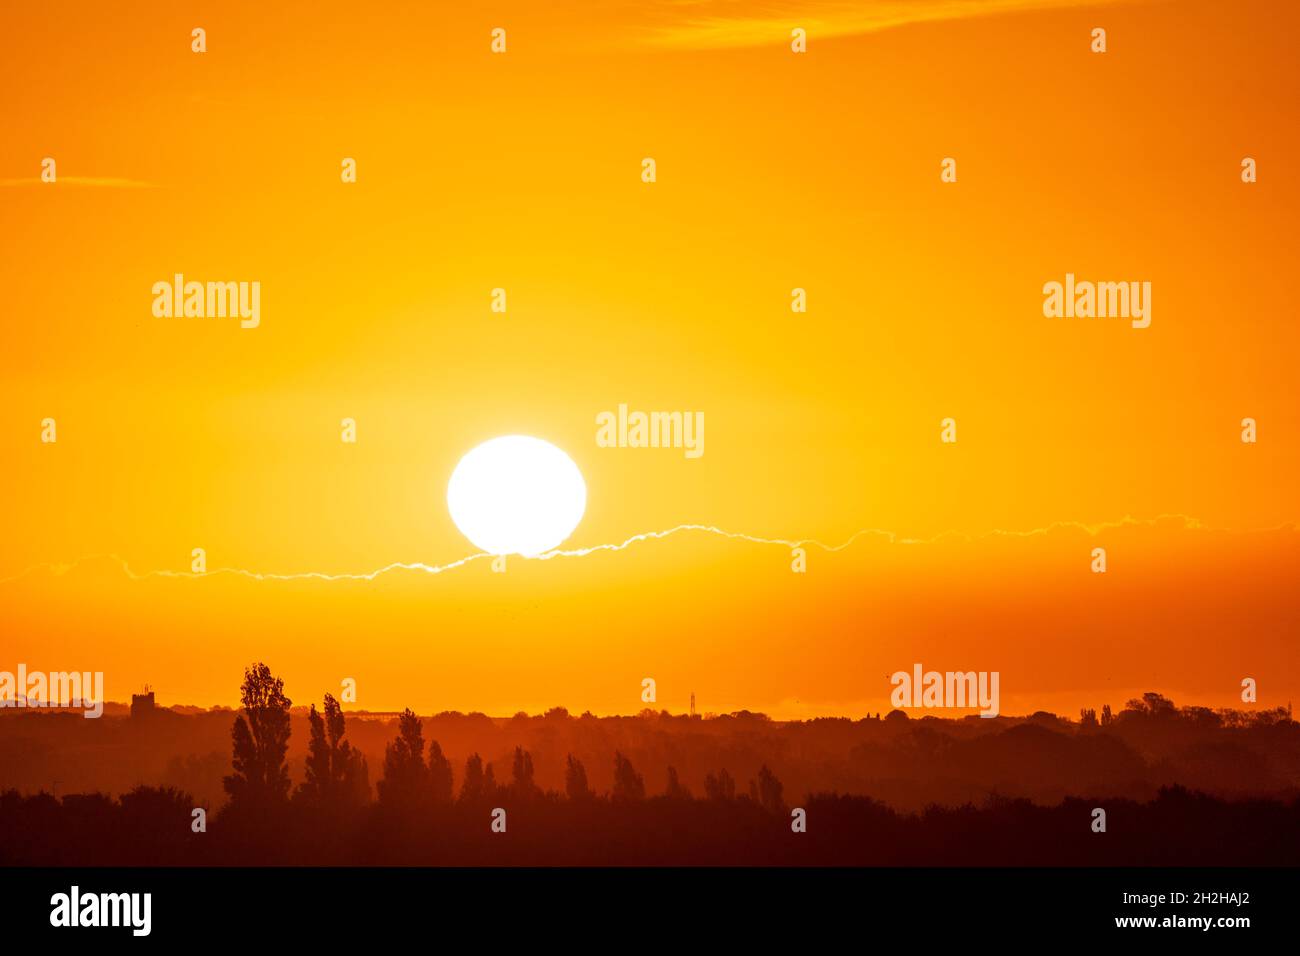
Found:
756,764 -> 785,814
222,662 -> 292,809
704,767 -> 736,801
325,693 -> 370,805
611,751 -> 645,802
459,753 -> 486,804
664,765 -> 691,800
298,704 -> 330,802
297,693 -> 368,808
377,708 -> 429,813
510,746 -> 538,800
564,754 -> 591,801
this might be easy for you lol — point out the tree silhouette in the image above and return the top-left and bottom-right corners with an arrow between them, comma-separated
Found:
325,694 -> 370,806
222,662 -> 292,809
663,765 -> 692,800
459,753 -> 486,804
345,749 -> 371,807
510,746 -> 538,800
756,764 -> 785,814
297,693 -> 368,808
565,754 -> 591,801
8,685 -> 1300,866
1126,693 -> 1176,716
376,708 -> 428,813
611,751 -> 645,802
427,738 -> 453,804
704,767 -> 736,801
299,703 -> 331,803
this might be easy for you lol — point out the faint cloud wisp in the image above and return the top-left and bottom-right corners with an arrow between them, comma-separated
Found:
638,0 -> 1133,49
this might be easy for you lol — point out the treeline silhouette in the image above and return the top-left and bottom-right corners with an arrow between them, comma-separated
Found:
4,778 -> 1298,866
1,666 -> 1297,865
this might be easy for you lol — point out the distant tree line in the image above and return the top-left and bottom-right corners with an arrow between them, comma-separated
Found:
3,667 -> 1298,865
222,663 -> 789,817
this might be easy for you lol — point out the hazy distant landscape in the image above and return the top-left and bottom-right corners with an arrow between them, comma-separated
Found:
4,691 -> 1296,811
3,678 -> 1297,866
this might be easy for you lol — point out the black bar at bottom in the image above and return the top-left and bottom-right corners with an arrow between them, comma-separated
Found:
0,866 -> 1289,941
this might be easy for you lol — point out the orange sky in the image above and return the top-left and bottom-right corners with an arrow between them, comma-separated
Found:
2,0 -> 1297,718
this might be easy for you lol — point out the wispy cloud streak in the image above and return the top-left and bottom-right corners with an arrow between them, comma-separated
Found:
638,0 -> 1134,49
2,514 -> 1284,587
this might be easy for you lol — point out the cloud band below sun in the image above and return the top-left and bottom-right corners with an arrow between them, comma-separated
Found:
2,514 -> 1286,586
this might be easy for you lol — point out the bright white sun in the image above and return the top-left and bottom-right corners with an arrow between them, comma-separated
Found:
447,435 -> 587,557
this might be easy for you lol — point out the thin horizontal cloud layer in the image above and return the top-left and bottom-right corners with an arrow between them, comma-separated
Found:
638,0 -> 1132,48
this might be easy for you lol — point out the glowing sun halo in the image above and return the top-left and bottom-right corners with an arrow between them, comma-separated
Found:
447,436 -> 587,557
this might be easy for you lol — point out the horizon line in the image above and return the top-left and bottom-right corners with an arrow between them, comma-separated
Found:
5,693 -> 1288,724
